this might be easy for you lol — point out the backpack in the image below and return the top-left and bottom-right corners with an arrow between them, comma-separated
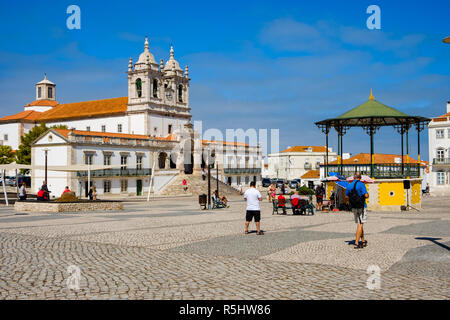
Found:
348,181 -> 365,209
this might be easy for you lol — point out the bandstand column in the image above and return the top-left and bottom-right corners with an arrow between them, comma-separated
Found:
401,127 -> 404,177
370,126 -> 374,178
417,122 -> 421,178
406,125 -> 410,178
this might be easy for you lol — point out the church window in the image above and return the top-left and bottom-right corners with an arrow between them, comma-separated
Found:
158,152 -> 167,169
48,87 -> 53,99
3,134 -> 8,141
85,154 -> 93,165
86,126 -> 90,131
101,125 -> 106,132
120,180 -> 128,192
178,85 -> 183,102
104,180 -> 111,193
103,154 -> 111,166
136,78 -> 142,98
136,156 -> 143,170
168,124 -> 172,134
121,155 -> 128,170
153,79 -> 158,98
118,124 -> 122,133
38,87 -> 42,98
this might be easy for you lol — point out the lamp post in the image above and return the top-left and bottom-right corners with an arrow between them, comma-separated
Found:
354,158 -> 358,175
43,148 -> 49,183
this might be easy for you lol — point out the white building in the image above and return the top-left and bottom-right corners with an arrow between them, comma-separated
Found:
0,37 -> 262,197
428,101 -> 450,196
265,146 -> 337,181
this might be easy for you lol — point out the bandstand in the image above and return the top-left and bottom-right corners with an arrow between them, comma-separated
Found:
315,90 -> 430,211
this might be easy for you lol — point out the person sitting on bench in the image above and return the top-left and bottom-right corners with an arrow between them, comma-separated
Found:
277,194 -> 287,215
290,191 -> 301,214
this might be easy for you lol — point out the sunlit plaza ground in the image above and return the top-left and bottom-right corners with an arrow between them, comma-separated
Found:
0,196 -> 449,300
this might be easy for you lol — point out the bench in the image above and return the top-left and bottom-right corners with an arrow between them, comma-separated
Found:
272,198 -> 314,215
212,198 -> 226,209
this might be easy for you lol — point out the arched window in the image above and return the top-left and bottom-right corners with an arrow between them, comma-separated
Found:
158,152 -> 167,169
136,78 -> 142,98
153,79 -> 158,98
178,84 -> 183,102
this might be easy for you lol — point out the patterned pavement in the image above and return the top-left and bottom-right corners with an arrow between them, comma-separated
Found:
0,196 -> 449,299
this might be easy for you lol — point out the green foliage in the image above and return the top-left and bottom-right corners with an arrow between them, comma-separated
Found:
297,185 -> 314,195
0,145 -> 15,164
16,123 -> 48,165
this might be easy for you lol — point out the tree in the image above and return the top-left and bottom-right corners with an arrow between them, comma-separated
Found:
16,123 -> 48,165
0,145 -> 15,164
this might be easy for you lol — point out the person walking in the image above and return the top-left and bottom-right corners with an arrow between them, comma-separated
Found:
201,168 -> 206,181
315,183 -> 325,211
19,182 -> 27,201
243,181 -> 264,235
345,172 -> 369,249
182,179 -> 188,192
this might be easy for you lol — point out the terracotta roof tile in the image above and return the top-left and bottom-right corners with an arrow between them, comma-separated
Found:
0,110 -> 42,122
282,146 -> 327,153
202,140 -> 249,147
301,170 -> 320,179
37,97 -> 128,121
25,99 -> 59,107
54,129 -> 149,140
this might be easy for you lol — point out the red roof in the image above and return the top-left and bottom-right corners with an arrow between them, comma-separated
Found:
25,100 -> 59,107
0,110 -> 42,122
329,153 -> 427,166
282,146 -> 327,153
52,128 -> 176,141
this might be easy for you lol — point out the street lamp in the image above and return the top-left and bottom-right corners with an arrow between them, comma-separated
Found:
354,158 -> 358,174
43,148 -> 49,183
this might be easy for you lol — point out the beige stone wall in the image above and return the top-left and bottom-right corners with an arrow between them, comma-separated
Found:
14,201 -> 123,213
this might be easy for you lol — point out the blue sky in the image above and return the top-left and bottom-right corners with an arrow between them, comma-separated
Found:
0,0 -> 449,160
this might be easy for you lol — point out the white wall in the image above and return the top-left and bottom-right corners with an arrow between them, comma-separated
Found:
0,123 -> 21,150
48,115 -> 128,134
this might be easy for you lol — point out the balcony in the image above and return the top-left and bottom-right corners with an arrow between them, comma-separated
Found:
433,158 -> 450,166
223,168 -> 261,175
76,168 -> 152,178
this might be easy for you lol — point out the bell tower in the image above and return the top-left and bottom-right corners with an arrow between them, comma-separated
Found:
36,73 -> 56,101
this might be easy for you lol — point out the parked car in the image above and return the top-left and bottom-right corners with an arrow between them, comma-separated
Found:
5,177 -> 16,186
276,179 -> 285,188
262,178 -> 272,188
289,179 -> 301,189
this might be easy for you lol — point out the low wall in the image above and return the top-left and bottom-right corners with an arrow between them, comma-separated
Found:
14,201 -> 123,213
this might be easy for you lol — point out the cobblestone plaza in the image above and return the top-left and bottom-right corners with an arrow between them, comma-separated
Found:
0,196 -> 448,300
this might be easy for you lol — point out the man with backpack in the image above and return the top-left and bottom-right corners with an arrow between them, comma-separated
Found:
345,172 -> 369,249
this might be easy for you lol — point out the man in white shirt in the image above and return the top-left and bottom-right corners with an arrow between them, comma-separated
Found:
243,181 -> 264,235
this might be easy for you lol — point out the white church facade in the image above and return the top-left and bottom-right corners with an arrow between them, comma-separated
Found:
0,37 -> 262,197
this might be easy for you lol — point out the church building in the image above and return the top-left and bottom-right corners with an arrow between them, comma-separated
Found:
0,37 -> 262,197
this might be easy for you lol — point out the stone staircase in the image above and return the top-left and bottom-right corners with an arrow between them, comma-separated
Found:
158,173 -> 241,197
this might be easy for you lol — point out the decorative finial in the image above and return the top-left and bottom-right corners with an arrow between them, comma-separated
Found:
144,36 -> 149,51
128,57 -> 133,71
170,44 -> 174,58
369,88 -> 374,100
44,73 -> 47,80
185,65 -> 189,78
160,58 -> 164,71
